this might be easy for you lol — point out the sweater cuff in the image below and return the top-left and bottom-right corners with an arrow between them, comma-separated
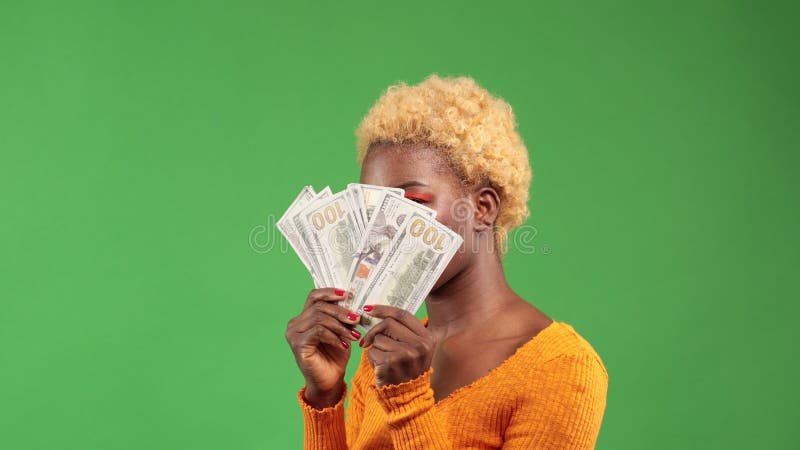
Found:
297,383 -> 348,448
371,367 -> 435,418
371,368 -> 451,449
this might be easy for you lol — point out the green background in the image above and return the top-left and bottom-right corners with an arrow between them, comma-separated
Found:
1,1 -> 797,448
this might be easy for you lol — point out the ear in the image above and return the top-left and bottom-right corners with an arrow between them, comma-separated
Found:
472,186 -> 500,233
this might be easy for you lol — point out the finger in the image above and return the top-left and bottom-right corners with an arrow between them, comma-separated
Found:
359,317 -> 413,347
366,345 -> 391,368
304,287 -> 348,309
359,319 -> 389,348
362,304 -> 427,336
358,317 -> 416,348
297,323 -> 351,350
293,310 -> 361,341
304,300 -> 361,328
377,317 -> 417,343
366,346 -> 394,385
372,333 -> 406,352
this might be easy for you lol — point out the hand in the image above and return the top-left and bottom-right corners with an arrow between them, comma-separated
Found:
285,288 -> 362,408
359,304 -> 436,388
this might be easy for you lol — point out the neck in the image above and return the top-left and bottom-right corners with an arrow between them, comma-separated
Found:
426,249 -> 519,338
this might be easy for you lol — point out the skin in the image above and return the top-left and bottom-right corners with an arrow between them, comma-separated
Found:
285,142 -> 553,409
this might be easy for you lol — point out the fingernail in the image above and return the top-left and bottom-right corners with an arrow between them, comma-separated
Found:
363,305 -> 373,312
334,288 -> 346,296
350,329 -> 361,339
359,338 -> 365,348
341,339 -> 350,349
346,312 -> 359,321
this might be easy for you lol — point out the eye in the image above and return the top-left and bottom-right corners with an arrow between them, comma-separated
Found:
404,193 -> 433,204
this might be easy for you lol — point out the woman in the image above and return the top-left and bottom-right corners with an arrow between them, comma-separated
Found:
285,75 -> 608,449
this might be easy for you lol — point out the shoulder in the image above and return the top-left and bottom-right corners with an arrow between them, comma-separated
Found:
516,321 -> 608,382
545,322 -> 605,364
497,322 -> 608,415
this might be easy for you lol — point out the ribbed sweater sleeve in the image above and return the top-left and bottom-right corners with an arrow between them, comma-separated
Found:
297,383 -> 348,450
503,352 -> 608,449
297,352 -> 370,450
371,367 -> 452,450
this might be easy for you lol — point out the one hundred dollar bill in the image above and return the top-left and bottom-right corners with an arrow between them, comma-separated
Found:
276,186 -> 316,270
342,192 -> 436,310
344,184 -> 366,235
295,190 -> 364,291
357,183 -> 405,224
277,186 -> 331,287
351,211 -> 463,332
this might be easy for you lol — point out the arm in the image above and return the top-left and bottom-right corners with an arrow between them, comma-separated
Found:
298,382 -> 348,449
503,352 -> 608,449
297,350 -> 371,449
285,288 -> 365,450
371,366 -> 452,450
359,305 -> 452,449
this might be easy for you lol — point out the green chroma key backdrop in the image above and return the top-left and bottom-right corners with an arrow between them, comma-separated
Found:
1,1 -> 797,449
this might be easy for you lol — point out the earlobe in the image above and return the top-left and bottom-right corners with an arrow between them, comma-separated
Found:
473,187 -> 500,233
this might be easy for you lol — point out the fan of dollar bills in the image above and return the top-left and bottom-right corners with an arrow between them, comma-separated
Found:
276,184 -> 463,332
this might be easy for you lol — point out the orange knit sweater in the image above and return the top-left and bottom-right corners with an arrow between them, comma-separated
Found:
297,319 -> 608,449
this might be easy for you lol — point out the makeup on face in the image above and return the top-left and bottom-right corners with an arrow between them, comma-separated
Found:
404,192 -> 433,204
394,181 -> 434,204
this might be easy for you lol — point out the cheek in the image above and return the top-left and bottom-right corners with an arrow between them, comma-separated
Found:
432,237 -> 469,291
430,198 -> 475,290
434,197 -> 475,239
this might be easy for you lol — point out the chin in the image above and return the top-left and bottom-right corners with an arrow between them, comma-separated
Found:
430,257 -> 464,292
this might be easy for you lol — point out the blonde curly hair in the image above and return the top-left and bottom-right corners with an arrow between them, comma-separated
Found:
355,74 -> 532,255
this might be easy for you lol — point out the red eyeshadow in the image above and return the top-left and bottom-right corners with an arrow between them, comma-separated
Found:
404,193 -> 433,202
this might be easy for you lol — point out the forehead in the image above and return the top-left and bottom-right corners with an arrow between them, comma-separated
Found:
359,144 -> 455,187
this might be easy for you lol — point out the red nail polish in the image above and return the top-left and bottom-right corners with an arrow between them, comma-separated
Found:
350,329 -> 361,339
341,339 -> 350,349
334,288 -> 346,296
347,312 -> 359,321
363,305 -> 373,312
359,338 -> 365,348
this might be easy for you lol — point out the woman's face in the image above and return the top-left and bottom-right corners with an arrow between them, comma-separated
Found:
360,143 -> 476,290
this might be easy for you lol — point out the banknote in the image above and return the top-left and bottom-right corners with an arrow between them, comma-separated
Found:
276,186 -> 316,271
344,184 -> 366,234
342,192 -> 436,309
277,186 -> 331,287
295,190 -> 364,291
351,211 -> 463,331
278,185 -> 461,320
358,183 -> 405,223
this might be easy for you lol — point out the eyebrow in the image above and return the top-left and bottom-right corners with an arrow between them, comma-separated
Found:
395,181 -> 429,189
